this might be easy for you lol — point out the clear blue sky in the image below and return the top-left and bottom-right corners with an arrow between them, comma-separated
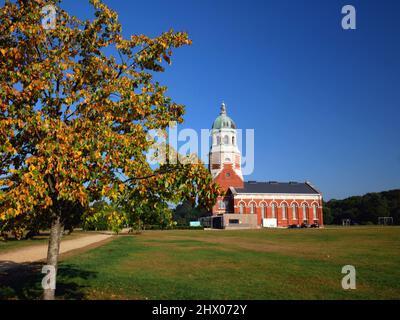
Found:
60,0 -> 400,200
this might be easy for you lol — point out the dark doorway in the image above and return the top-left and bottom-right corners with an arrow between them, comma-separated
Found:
211,216 -> 224,229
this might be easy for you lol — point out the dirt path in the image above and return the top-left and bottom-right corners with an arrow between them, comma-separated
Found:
0,233 -> 113,266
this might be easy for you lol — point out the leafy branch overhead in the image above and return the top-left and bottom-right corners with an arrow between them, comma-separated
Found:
0,0 -> 219,225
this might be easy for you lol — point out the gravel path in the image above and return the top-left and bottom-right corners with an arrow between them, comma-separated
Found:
0,233 -> 113,265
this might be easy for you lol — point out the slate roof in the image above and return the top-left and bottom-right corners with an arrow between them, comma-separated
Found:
232,181 -> 320,195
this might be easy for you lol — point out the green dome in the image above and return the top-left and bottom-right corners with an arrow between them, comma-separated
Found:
212,103 -> 236,130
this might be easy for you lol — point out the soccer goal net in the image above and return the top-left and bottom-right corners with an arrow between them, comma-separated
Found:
342,219 -> 351,226
378,217 -> 393,226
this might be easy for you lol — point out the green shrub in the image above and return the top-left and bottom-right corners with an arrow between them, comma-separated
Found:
82,209 -> 108,231
82,201 -> 126,233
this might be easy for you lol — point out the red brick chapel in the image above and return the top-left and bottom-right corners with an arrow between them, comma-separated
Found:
208,103 -> 324,229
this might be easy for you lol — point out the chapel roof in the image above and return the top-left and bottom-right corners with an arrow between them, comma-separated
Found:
232,181 -> 321,195
212,102 -> 236,130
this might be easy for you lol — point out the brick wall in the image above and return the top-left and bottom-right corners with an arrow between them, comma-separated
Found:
211,163 -> 243,214
232,197 -> 324,227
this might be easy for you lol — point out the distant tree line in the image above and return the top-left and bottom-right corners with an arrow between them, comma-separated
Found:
323,189 -> 400,225
173,200 -> 209,226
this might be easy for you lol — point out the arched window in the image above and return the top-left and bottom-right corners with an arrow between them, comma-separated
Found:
313,204 -> 318,220
217,136 -> 221,145
260,203 -> 266,219
223,135 -> 229,145
239,203 -> 245,214
232,136 -> 235,145
292,204 -> 298,220
282,204 -> 287,220
272,203 -> 277,218
250,203 -> 256,214
219,200 -> 225,209
302,204 -> 308,222
224,199 -> 230,212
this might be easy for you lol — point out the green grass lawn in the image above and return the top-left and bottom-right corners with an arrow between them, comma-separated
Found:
1,226 -> 400,299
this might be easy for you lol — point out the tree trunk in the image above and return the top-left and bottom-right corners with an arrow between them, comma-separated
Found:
43,216 -> 63,300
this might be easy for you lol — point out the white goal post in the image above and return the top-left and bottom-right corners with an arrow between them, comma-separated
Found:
342,219 -> 351,226
378,217 -> 393,226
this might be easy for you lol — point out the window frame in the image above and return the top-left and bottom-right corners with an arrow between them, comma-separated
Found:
313,204 -> 318,220
302,204 -> 308,222
260,203 -> 266,219
292,204 -> 298,220
272,204 -> 277,218
223,135 -> 229,145
282,204 -> 287,220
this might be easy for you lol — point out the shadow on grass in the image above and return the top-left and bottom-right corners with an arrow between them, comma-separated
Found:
0,261 -> 97,300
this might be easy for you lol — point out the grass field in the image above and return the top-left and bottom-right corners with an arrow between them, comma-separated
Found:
1,226 -> 400,299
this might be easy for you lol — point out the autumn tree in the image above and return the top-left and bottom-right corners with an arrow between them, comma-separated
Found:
0,0 -> 219,300
119,152 -> 218,231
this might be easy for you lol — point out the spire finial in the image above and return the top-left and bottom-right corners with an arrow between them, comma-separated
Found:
220,101 -> 226,115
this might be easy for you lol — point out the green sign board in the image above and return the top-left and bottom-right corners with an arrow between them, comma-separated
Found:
190,221 -> 201,227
